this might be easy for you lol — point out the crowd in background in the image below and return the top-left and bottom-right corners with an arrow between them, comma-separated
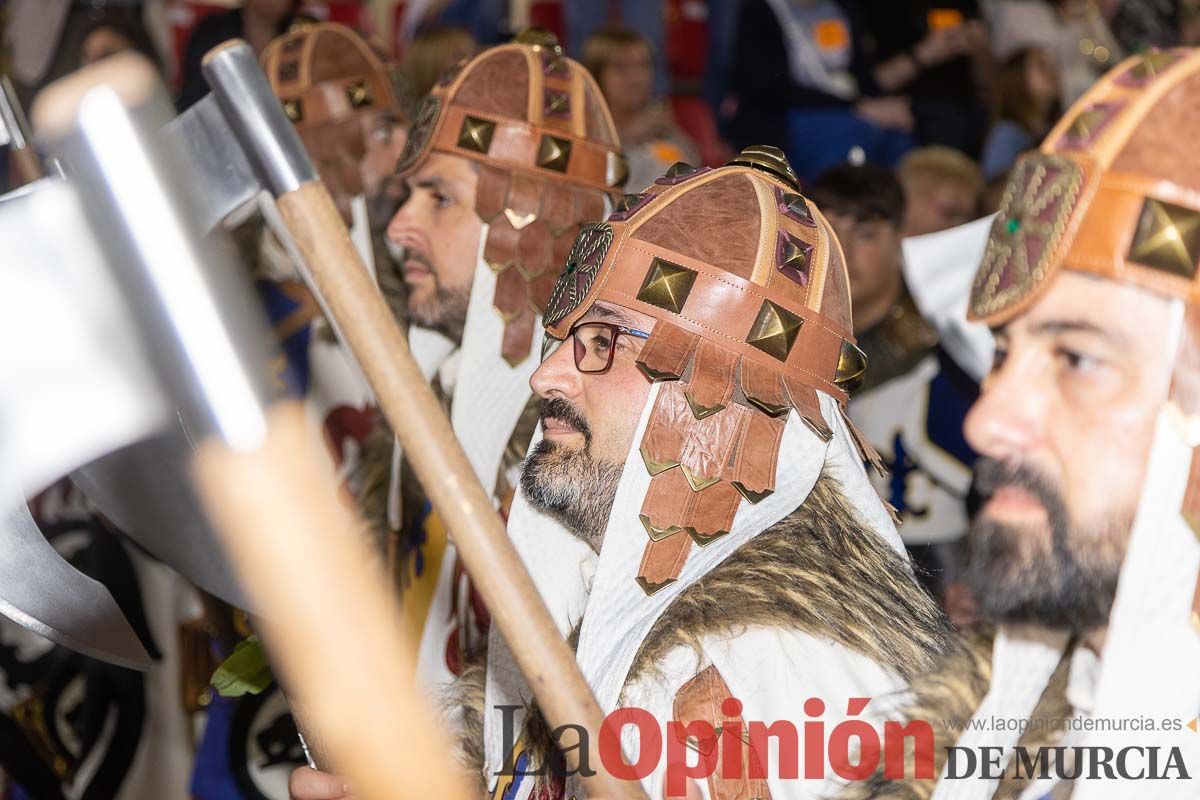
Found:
1,1 -> 1199,796
6,1 -> 1200,209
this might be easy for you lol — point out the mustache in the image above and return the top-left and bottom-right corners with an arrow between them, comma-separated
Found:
537,398 -> 592,442
970,457 -> 1071,532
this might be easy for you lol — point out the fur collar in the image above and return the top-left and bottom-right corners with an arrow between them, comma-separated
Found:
838,625 -> 1077,800
454,474 -> 952,789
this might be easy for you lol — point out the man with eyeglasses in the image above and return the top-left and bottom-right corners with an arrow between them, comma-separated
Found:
436,146 -> 950,800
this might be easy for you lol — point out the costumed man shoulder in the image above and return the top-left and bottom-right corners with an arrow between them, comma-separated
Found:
840,48 -> 1200,800
470,146 -> 951,800
356,30 -> 626,696
292,146 -> 953,800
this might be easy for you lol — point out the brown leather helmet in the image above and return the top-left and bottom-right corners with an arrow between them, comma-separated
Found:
262,22 -> 402,218
970,48 -> 1200,325
394,30 -> 625,366
542,146 -> 875,594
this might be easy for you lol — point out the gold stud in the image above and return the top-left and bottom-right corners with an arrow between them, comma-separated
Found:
732,481 -> 772,503
537,134 -> 572,172
639,446 -> 678,475
664,161 -> 698,179
515,27 -> 563,56
639,514 -> 684,542
799,412 -> 834,442
636,257 -> 697,314
1064,106 -> 1108,144
457,115 -> 495,154
680,465 -> 721,492
745,300 -> 803,362
726,145 -> 800,190
684,391 -> 726,420
1128,197 -> 1200,278
1130,50 -> 1176,81
687,528 -> 730,547
834,339 -> 868,393
636,575 -> 676,596
778,234 -> 813,286
615,193 -> 645,214
606,150 -> 629,188
503,208 -> 537,230
345,80 -> 372,108
282,99 -> 302,122
545,90 -> 569,115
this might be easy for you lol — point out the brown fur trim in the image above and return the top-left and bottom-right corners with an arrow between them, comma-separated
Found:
629,474 -> 952,688
837,626 -> 1077,800
454,477 -> 951,794
450,652 -> 490,794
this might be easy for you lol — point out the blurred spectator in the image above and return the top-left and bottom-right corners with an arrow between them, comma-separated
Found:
1107,0 -> 1181,51
584,25 -> 700,191
1185,1 -> 1200,45
178,0 -> 297,111
984,0 -> 1122,105
730,0 -> 913,184
809,163 -> 979,610
980,46 -> 1060,180
897,146 -> 983,236
568,1 -> 668,98
860,0 -> 990,155
808,164 -> 912,342
80,14 -> 164,71
398,25 -> 478,115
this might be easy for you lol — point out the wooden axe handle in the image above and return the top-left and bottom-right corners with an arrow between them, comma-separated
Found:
275,181 -> 645,799
10,146 -> 42,185
192,401 -> 472,800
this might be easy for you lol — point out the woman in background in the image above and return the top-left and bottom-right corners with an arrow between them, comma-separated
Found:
583,25 -> 700,192
980,46 -> 1061,180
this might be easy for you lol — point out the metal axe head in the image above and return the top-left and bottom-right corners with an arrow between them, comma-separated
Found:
0,54 -> 282,665
160,39 -> 318,233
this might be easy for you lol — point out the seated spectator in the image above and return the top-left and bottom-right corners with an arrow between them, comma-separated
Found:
896,145 -> 982,236
583,25 -> 700,191
398,25 -> 477,116
729,0 -> 914,184
985,0 -> 1122,105
980,46 -> 1061,180
79,14 -> 163,70
178,0 -> 298,111
860,0 -> 990,155
808,163 -> 978,613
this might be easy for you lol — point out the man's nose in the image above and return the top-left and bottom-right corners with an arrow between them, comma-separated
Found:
964,351 -> 1045,463
530,335 -> 583,400
385,193 -> 428,244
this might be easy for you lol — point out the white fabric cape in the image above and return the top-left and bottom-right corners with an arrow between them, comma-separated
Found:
411,225 -> 542,694
482,386 -> 910,798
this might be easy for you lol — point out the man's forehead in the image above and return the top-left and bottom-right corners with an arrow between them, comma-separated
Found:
409,152 -> 477,185
995,271 -> 1171,345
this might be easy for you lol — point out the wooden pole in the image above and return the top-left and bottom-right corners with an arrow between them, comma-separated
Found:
275,181 -> 644,799
192,402 -> 474,800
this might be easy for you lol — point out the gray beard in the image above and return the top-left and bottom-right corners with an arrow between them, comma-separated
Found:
520,438 -> 624,552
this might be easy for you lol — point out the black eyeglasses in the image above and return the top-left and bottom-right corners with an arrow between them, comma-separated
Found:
541,321 -> 651,374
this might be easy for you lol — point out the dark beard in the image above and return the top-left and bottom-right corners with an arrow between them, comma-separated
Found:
964,458 -> 1128,632
520,398 -> 624,552
401,251 -> 469,345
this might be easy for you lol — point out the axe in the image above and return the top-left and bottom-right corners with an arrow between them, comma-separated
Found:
12,53 -> 471,800
0,75 -> 43,185
155,40 -> 643,798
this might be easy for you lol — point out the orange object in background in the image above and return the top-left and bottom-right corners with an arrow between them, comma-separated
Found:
813,18 -> 850,52
927,8 -> 965,30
